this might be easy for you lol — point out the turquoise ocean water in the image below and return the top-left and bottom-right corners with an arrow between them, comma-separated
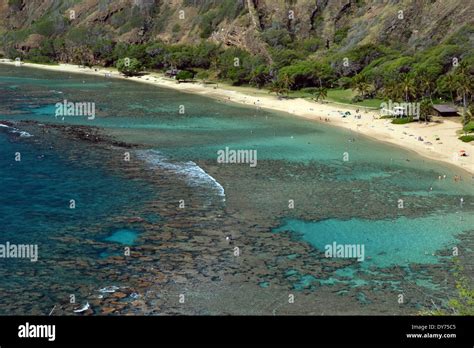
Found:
0,65 -> 473,314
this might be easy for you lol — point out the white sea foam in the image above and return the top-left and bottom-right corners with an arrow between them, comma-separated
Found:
98,285 -> 120,293
12,130 -> 33,137
73,302 -> 90,313
0,123 -> 33,137
136,149 -> 225,201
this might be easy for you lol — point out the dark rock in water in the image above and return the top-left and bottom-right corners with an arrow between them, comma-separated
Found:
112,292 -> 127,299
101,307 -> 116,315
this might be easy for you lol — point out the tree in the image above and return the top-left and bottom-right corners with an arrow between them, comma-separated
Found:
71,45 -> 94,67
441,73 -> 458,104
250,65 -> 271,89
419,98 -> 432,123
400,74 -> 417,102
271,49 -> 304,70
269,81 -> 289,97
278,60 -> 334,90
454,61 -> 473,125
383,79 -> 403,101
261,28 -> 292,49
279,72 -> 295,91
196,70 -> 210,84
352,74 -> 370,99
417,72 -> 436,103
462,105 -> 474,135
116,58 -> 142,76
466,104 -> 474,126
312,87 -> 328,102
217,47 -> 258,85
176,70 -> 195,83
92,38 -> 115,66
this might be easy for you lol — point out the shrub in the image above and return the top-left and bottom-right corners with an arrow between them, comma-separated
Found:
250,64 -> 272,88
463,121 -> 474,133
335,44 -> 389,77
172,24 -> 181,33
34,18 -> 56,36
168,45 -> 194,69
299,37 -> 322,53
392,117 -> 413,124
199,11 -> 217,38
334,27 -> 349,44
196,70 -> 210,81
176,70 -> 195,82
336,76 -> 352,89
192,42 -> 221,68
459,135 -> 474,142
278,60 -> 334,89
92,38 -> 115,65
271,49 -> 305,70
217,47 -> 262,85
66,27 -> 90,46
116,57 -> 142,76
24,49 -> 55,64
261,28 -> 292,49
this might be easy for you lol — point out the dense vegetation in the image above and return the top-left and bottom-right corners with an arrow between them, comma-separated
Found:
6,21 -> 472,109
2,3 -> 473,132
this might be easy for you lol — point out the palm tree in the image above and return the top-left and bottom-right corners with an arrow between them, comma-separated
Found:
383,80 -> 403,101
352,74 -> 370,99
312,87 -> 328,102
269,81 -> 288,97
443,73 -> 458,104
418,73 -> 435,103
419,98 -> 432,123
454,61 -> 473,125
399,74 -> 417,102
280,73 -> 295,92
464,106 -> 473,135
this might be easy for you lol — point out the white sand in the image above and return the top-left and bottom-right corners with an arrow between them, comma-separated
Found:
1,60 -> 473,175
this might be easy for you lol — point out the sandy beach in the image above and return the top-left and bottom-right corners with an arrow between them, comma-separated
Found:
1,59 -> 473,175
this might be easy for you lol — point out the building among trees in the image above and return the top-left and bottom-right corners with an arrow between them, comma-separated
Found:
431,105 -> 459,117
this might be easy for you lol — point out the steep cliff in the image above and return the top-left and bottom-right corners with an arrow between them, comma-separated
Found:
1,0 -> 473,59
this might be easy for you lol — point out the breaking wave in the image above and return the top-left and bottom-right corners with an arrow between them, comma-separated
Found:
136,149 -> 225,201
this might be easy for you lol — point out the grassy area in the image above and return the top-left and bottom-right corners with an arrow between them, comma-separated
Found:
287,88 -> 383,108
392,117 -> 415,124
192,77 -> 379,107
459,135 -> 474,142
327,89 -> 384,108
463,121 -> 474,132
326,89 -> 355,103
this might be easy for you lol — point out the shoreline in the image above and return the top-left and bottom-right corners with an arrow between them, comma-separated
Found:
1,59 -> 473,175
